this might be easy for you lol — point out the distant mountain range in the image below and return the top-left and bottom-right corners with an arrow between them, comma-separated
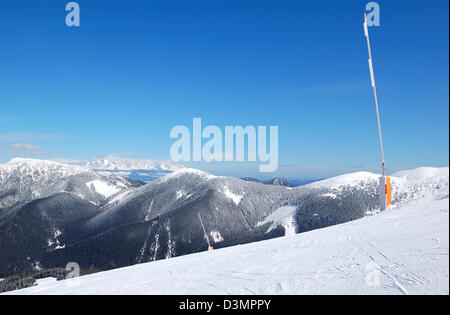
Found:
86,156 -> 183,171
0,158 -> 447,281
51,156 -> 184,182
241,177 -> 294,187
55,156 -> 311,185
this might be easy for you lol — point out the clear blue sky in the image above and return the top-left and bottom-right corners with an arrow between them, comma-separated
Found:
0,0 -> 448,178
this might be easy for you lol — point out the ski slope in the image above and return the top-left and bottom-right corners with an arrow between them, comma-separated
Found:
6,197 -> 448,295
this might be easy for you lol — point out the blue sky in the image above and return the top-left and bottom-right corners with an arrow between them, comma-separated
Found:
0,0 -> 448,178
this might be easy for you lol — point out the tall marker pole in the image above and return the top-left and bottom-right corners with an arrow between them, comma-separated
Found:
363,13 -> 391,211
198,212 -> 213,251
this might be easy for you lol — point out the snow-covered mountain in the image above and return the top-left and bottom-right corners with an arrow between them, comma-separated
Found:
0,158 -> 138,210
391,167 -> 449,206
0,160 -> 447,290
5,196 -> 448,295
0,158 -> 144,271
306,167 -> 449,208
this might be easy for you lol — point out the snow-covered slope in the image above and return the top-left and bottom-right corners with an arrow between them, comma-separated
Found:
304,167 -> 449,208
391,167 -> 449,206
6,197 -> 448,295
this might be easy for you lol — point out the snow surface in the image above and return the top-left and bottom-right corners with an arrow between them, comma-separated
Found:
257,206 -> 298,236
222,186 -> 245,205
176,190 -> 189,200
86,180 -> 121,198
390,167 -> 449,207
6,197 -> 448,295
210,231 -> 224,243
106,190 -> 133,205
32,278 -> 58,292
305,171 -> 380,190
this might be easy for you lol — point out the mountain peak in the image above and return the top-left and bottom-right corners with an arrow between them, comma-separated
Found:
161,167 -> 219,181
391,166 -> 449,181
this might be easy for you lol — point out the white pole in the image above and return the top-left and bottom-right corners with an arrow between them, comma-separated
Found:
197,212 -> 211,249
364,13 -> 386,176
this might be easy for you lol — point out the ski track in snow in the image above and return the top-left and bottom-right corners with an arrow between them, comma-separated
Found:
6,198 -> 449,295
